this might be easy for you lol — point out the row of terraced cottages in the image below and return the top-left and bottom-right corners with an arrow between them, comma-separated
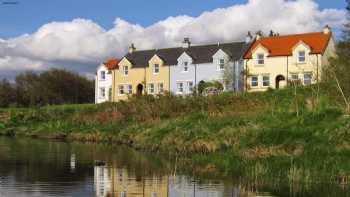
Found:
95,26 -> 335,103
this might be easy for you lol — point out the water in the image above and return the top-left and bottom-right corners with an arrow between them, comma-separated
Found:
0,137 -> 348,197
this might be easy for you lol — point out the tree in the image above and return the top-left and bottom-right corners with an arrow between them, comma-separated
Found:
0,79 -> 15,107
1,69 -> 94,108
325,0 -> 350,111
343,0 -> 350,40
222,62 -> 235,91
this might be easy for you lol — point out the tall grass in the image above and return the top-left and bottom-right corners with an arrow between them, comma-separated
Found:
1,85 -> 350,183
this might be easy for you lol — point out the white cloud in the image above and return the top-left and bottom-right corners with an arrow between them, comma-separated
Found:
0,0 -> 346,79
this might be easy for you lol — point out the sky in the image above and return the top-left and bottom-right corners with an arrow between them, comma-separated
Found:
0,0 -> 347,79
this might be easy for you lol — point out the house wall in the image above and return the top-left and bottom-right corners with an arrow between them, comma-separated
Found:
170,53 -> 196,95
170,51 -> 241,95
112,58 -> 146,101
146,55 -> 170,95
245,42 -> 329,92
321,37 -> 336,77
95,64 -> 113,104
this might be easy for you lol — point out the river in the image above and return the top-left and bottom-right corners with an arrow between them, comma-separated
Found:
0,137 -> 348,197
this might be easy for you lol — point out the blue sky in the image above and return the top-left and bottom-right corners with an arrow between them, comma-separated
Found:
0,0 -> 347,79
0,0 -> 346,38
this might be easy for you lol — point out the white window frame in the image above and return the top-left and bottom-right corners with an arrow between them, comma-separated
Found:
183,61 -> 189,72
127,84 -> 132,94
108,87 -> 112,100
188,81 -> 194,93
157,82 -> 164,95
218,58 -> 225,71
262,75 -> 270,87
303,73 -> 312,85
100,71 -> 106,80
153,64 -> 160,74
122,66 -> 128,76
147,83 -> 154,94
118,85 -> 125,95
290,73 -> 299,81
298,51 -> 306,63
177,82 -> 184,94
251,76 -> 258,87
256,53 -> 264,65
100,87 -> 105,98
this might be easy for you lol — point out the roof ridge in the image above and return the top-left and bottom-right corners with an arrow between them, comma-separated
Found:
128,41 -> 246,53
260,31 -> 325,40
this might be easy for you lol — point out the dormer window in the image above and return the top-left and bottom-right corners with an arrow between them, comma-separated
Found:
153,64 -> 160,74
298,51 -> 306,63
218,59 -> 225,71
183,62 -> 189,72
256,54 -> 264,65
100,71 -> 106,80
122,66 -> 128,76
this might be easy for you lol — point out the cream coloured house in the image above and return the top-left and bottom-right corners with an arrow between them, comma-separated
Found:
243,26 -> 336,91
112,44 -> 173,102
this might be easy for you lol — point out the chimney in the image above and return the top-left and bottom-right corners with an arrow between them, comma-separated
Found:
245,31 -> 253,43
128,43 -> 136,54
256,31 -> 263,40
182,38 -> 191,49
323,25 -> 331,34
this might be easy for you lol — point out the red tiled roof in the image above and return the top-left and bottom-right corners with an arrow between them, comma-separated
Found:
244,32 -> 332,59
104,58 -> 120,70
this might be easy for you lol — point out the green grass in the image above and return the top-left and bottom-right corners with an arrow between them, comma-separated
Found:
1,85 -> 350,182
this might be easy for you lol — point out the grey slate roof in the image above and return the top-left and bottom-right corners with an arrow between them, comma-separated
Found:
123,42 -> 249,68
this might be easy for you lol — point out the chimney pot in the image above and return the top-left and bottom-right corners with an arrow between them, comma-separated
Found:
323,25 -> 331,34
182,38 -> 191,48
128,43 -> 136,54
256,31 -> 263,40
246,31 -> 253,43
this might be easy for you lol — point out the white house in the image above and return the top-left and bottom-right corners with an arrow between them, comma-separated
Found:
170,40 -> 248,95
95,59 -> 119,104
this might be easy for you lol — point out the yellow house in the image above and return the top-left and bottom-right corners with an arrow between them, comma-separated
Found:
112,56 -> 146,101
243,26 -> 336,92
112,44 -> 177,102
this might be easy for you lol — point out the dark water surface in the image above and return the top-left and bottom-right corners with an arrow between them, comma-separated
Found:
0,137 -> 348,197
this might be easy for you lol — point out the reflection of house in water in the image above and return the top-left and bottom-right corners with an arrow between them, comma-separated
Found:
94,164 -> 168,197
94,165 -> 113,197
112,168 -> 168,197
94,164 -> 262,197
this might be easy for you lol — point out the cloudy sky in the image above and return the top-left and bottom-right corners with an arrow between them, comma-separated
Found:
0,0 -> 347,79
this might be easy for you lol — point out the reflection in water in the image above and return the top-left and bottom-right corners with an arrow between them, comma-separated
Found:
71,153 -> 76,172
94,164 -> 169,197
0,137 -> 348,197
93,163 -> 268,197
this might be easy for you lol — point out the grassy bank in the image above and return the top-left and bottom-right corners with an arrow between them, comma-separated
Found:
1,84 -> 350,182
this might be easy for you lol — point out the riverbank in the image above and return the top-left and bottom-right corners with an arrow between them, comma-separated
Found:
1,84 -> 350,182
